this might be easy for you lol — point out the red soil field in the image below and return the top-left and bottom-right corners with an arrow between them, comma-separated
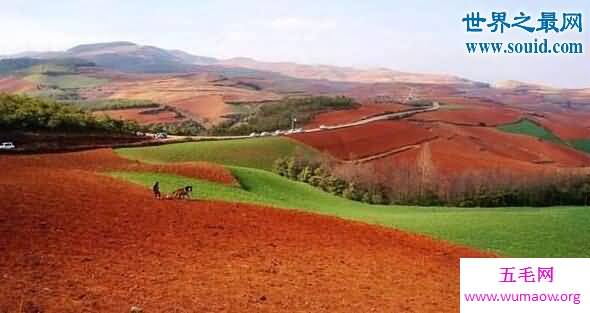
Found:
0,77 -> 36,93
448,125 -> 590,167
372,137 -> 538,179
412,106 -> 523,126
531,112 -> 590,140
305,103 -> 408,129
0,150 -> 489,312
372,123 -> 590,179
8,149 -> 238,186
344,82 -> 459,102
168,95 -> 232,124
427,136 -> 544,176
94,108 -> 183,125
290,121 -> 436,161
84,75 -> 281,125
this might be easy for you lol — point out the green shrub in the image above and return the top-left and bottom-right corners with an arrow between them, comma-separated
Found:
0,93 -> 139,134
209,96 -> 358,136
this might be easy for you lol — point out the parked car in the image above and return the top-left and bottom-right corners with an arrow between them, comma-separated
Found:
260,132 -> 270,137
0,142 -> 15,150
155,132 -> 168,139
273,130 -> 283,136
135,131 -> 145,136
249,132 -> 259,137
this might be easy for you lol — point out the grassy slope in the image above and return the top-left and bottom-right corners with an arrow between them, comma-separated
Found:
571,139 -> 590,153
109,167 -> 590,257
497,119 -> 564,143
24,73 -> 108,89
116,137 -> 319,171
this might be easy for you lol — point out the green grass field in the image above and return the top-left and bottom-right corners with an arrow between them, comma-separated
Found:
116,137 -> 319,171
109,167 -> 590,258
571,139 -> 590,153
67,99 -> 159,111
24,73 -> 109,89
497,119 -> 564,143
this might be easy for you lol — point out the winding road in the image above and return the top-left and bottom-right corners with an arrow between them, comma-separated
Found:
159,101 -> 441,142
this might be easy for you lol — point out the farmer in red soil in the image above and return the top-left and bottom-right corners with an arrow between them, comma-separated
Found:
153,181 -> 161,199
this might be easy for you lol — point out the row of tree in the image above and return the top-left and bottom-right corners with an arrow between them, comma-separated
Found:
210,96 -> 358,136
0,93 -> 140,134
144,120 -> 204,136
273,156 -> 391,204
274,154 -> 590,207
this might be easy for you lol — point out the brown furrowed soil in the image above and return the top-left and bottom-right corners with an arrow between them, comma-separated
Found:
369,122 -> 590,180
0,77 -> 36,93
290,121 -> 435,161
531,111 -> 590,140
94,108 -> 184,125
305,103 -> 408,129
5,148 -> 238,186
0,149 -> 490,312
411,106 -> 523,126
85,75 -> 281,125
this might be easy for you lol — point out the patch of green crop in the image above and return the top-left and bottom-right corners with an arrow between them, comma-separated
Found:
498,119 -> 563,143
116,137 -> 319,171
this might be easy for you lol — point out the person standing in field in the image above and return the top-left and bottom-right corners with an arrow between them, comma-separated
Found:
153,181 -> 161,199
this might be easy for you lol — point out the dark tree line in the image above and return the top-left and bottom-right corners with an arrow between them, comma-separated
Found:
0,93 -> 140,134
209,96 -> 358,136
274,154 -> 590,207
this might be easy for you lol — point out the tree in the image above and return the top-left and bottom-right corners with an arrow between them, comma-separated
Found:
273,157 -> 289,177
297,166 -> 313,183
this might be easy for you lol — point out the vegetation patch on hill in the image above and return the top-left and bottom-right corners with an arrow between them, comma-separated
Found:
24,73 -> 108,89
497,118 -> 563,143
68,99 -> 160,111
0,93 -> 138,133
116,137 -> 319,171
209,96 -> 358,135
570,139 -> 590,153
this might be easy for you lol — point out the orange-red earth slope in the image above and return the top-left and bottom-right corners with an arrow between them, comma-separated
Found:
0,149 -> 489,313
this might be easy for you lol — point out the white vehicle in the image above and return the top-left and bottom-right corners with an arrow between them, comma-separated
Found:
154,132 -> 168,139
135,131 -> 145,136
0,142 -> 15,150
260,131 -> 270,137
249,132 -> 259,137
292,128 -> 304,133
273,130 -> 283,136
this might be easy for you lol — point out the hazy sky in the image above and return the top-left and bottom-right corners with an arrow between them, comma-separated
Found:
1,0 -> 588,88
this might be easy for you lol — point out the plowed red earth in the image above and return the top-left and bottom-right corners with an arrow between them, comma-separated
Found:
412,107 -> 522,126
447,125 -> 590,167
373,123 -> 590,178
0,77 -> 36,93
94,108 -> 183,125
0,150 -> 490,313
84,75 -> 281,125
290,121 -> 435,161
306,103 -> 408,129
531,112 -> 590,140
168,95 -> 232,125
9,149 -> 237,186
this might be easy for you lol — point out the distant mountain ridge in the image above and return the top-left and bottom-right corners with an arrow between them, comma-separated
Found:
219,57 -> 472,85
1,41 -> 475,85
1,42 -> 217,73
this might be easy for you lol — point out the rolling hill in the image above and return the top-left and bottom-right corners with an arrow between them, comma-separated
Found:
1,41 -> 590,138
